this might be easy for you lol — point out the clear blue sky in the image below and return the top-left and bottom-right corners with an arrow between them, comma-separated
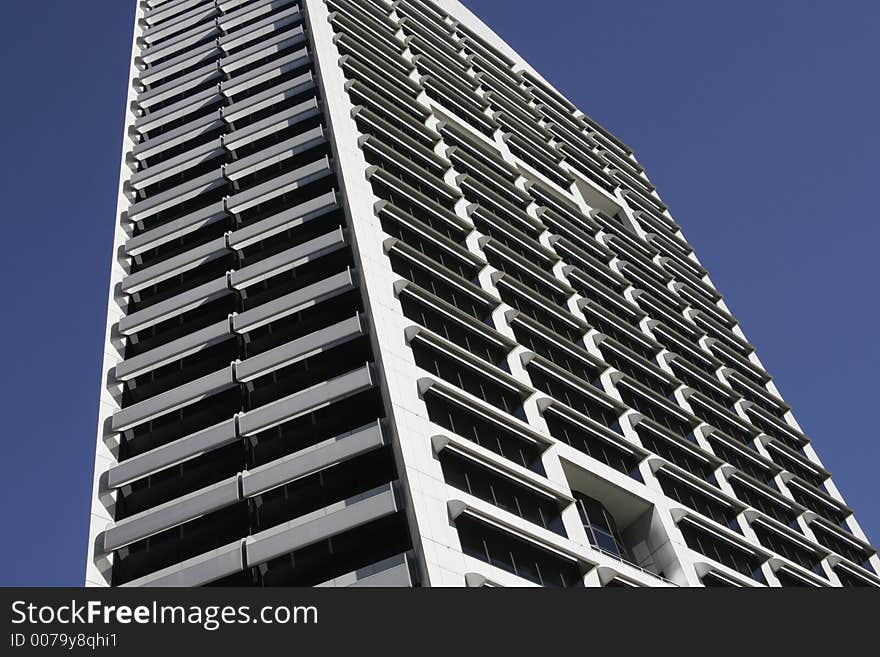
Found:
0,1 -> 877,586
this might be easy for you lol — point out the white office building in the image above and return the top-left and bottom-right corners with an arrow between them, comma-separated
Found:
86,0 -> 879,587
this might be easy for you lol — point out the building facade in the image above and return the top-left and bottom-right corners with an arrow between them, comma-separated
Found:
86,0 -> 879,587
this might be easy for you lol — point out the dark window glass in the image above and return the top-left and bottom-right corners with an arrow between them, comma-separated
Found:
512,324 -> 603,389
636,425 -> 716,482
679,521 -> 764,582
424,393 -> 545,475
700,572 -> 739,587
752,525 -> 824,576
457,517 -> 583,587
729,480 -> 797,528
440,452 -> 565,536
544,413 -> 641,480
528,369 -> 620,432
400,296 -> 508,365
656,472 -> 740,531
498,286 -> 585,345
389,252 -> 495,322
707,438 -> 776,488
618,387 -> 693,439
573,493 -> 630,560
412,342 -> 524,417
834,568 -> 878,588
810,524 -> 874,569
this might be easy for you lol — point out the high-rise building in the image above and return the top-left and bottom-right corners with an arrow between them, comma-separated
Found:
86,0 -> 878,588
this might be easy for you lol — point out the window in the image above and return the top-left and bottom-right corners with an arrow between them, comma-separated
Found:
528,368 -> 620,432
786,484 -> 849,527
544,413 -> 641,479
618,386 -> 694,439
412,342 -> 524,416
700,572 -> 740,587
707,437 -> 776,488
424,392 -> 545,475
573,492 -> 630,560
485,250 -> 569,308
456,516 -> 582,587
775,570 -> 815,587
670,362 -> 732,408
498,285 -> 585,345
810,524 -> 874,568
390,252 -> 495,321
766,445 -> 828,491
380,215 -> 477,282
752,524 -> 824,576
636,425 -> 716,482
689,398 -> 754,446
440,451 -> 565,536
512,323 -> 603,389
834,567 -> 879,588
729,480 -> 797,528
401,296 -> 508,365
746,412 -> 804,452
604,577 -> 639,587
679,520 -> 764,583
603,348 -> 675,399
656,472 -> 740,531
580,307 -> 658,362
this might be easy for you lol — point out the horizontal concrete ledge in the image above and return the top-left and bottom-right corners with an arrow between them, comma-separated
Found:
231,268 -> 355,333
431,433 -> 573,503
317,553 -> 413,588
244,484 -> 399,567
111,367 -> 236,433
133,88 -> 223,136
237,364 -> 374,436
131,110 -> 223,162
112,313 -> 364,432
128,138 -> 223,191
141,0 -> 205,26
222,98 -> 319,153
220,29 -> 306,78
240,420 -> 384,498
128,170 -> 226,224
121,235 -> 228,294
107,418 -> 238,490
118,228 -> 347,338
229,227 -> 346,289
118,276 -> 230,336
227,189 -> 338,250
123,200 -> 228,257
141,5 -> 217,44
137,66 -> 223,111
122,484 -> 397,588
220,50 -> 310,99
121,539 -> 243,588
235,313 -> 364,382
115,319 -> 231,381
447,497 -> 583,566
115,268 -> 353,382
225,157 -> 332,215
221,69 -> 312,124
217,5 -> 302,53
224,127 -> 325,181
138,44 -> 219,89
218,0 -> 300,39
137,24 -> 220,71
104,477 -> 239,553
102,422 -> 385,552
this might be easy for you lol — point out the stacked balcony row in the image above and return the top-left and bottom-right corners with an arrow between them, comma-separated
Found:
96,0 -> 416,587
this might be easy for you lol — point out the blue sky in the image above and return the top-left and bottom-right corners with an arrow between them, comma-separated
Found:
0,1 -> 877,586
